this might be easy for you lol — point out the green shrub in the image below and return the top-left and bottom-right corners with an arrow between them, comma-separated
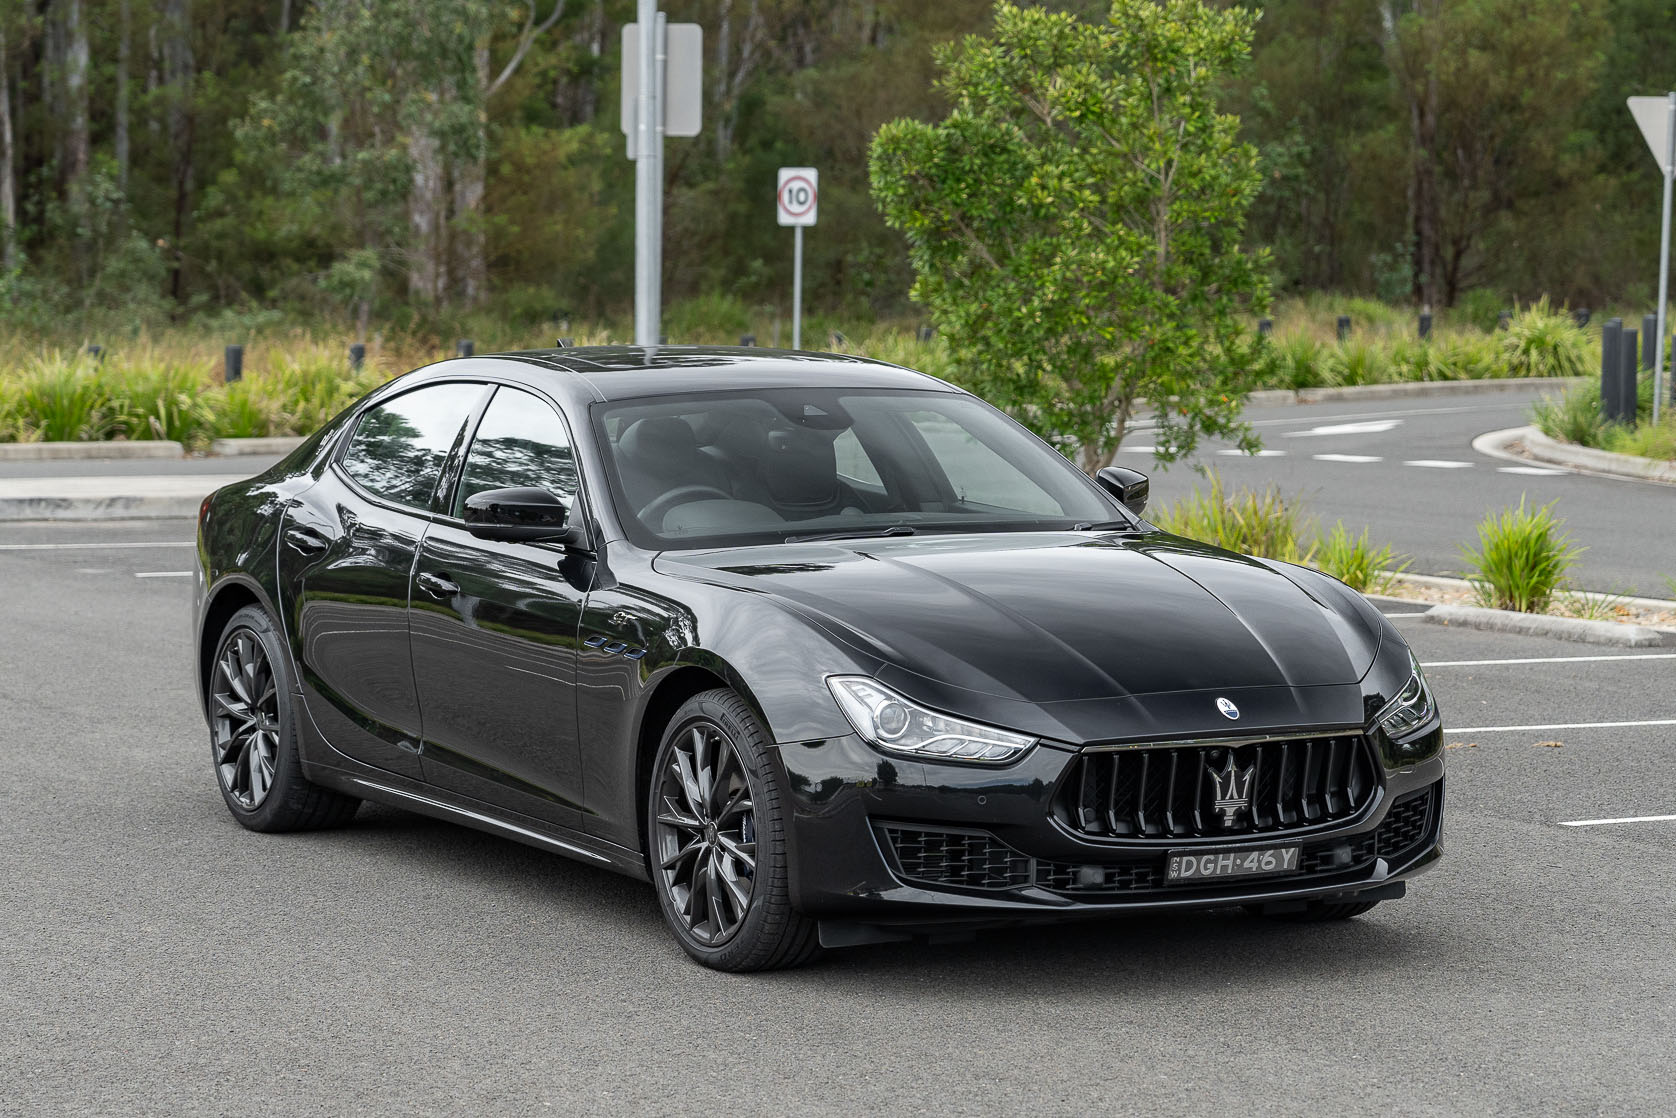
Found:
1152,473 -> 1316,564
109,360 -> 220,447
1460,496 -> 1583,613
1315,523 -> 1408,594
1322,339 -> 1396,386
1530,382 -> 1605,446
8,354 -> 119,441
1500,297 -> 1590,379
1603,416 -> 1676,461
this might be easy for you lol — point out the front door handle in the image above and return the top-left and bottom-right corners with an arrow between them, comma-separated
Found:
416,572 -> 461,599
283,525 -> 330,555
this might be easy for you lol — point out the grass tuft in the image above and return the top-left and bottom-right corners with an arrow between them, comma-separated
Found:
1460,496 -> 1583,613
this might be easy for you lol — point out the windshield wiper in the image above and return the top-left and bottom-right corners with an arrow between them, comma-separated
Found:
1072,520 -> 1140,532
784,524 -> 917,544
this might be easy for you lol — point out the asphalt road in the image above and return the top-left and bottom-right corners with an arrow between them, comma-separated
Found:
1138,387 -> 1674,597
3,518 -> 1675,1115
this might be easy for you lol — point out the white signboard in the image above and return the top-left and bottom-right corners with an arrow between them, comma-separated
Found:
1628,96 -> 1674,173
621,23 -> 703,142
777,167 -> 819,227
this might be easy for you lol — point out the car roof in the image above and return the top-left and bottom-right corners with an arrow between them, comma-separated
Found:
490,345 -> 956,401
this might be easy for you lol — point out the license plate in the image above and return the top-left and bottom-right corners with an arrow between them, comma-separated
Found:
1167,845 -> 1301,883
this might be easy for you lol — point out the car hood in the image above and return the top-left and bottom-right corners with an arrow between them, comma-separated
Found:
655,531 -> 1383,706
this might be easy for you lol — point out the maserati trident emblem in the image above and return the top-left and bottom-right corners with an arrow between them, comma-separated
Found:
1210,752 -> 1255,828
1215,696 -> 1240,720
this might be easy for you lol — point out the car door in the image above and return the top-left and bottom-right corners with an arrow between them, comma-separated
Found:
279,380 -> 490,781
409,385 -> 592,826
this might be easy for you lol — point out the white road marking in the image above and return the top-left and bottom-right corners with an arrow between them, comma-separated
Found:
1133,402 -> 1529,436
1498,465 -> 1567,476
1313,453 -> 1383,463
1404,459 -> 1475,469
1381,612 -> 1431,618
1287,419 -> 1403,438
1446,719 -> 1676,734
1558,814 -> 1676,828
1216,448 -> 1287,457
135,571 -> 194,579
1122,445 -> 1158,453
0,540 -> 193,551
1425,654 -> 1676,668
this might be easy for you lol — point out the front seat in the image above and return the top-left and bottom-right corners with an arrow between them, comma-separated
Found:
759,426 -> 860,521
616,417 -> 733,518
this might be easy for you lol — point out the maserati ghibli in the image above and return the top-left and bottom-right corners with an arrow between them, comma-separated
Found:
192,346 -> 1444,971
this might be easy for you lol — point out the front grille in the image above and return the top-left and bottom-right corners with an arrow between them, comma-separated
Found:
1056,734 -> 1380,841
878,785 -> 1438,900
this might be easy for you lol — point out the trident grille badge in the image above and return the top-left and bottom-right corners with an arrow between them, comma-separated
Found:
1210,752 -> 1255,828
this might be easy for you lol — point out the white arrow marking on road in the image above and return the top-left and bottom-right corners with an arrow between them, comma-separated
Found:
1312,454 -> 1382,463
1404,459 -> 1474,469
1121,445 -> 1158,453
1559,814 -> 1676,828
1497,466 -> 1567,476
135,571 -> 194,578
1286,419 -> 1402,438
1217,448 -> 1286,457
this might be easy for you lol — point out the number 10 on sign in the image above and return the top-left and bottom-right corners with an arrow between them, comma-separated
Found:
777,168 -> 817,350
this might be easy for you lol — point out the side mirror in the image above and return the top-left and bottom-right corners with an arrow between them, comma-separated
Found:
1094,466 -> 1149,516
462,486 -> 587,547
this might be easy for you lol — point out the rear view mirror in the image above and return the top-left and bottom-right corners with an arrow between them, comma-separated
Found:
1094,466 -> 1149,517
463,487 -> 586,546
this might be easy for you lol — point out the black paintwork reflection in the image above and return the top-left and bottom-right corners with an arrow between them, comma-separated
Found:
341,383 -> 484,509
411,522 -> 590,825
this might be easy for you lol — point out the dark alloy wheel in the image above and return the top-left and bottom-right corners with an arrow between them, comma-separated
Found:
206,604 -> 360,832
647,689 -> 820,971
211,626 -> 281,810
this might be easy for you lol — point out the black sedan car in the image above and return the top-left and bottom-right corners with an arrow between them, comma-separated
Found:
193,346 -> 1443,971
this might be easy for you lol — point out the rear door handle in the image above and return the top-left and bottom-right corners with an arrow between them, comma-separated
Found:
416,572 -> 461,599
284,525 -> 330,554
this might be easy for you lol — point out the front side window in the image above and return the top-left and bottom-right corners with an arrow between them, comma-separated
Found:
341,383 -> 487,509
454,387 -> 579,516
594,389 -> 1124,550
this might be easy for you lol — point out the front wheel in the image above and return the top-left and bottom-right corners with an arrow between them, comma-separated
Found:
207,604 -> 359,832
647,689 -> 820,972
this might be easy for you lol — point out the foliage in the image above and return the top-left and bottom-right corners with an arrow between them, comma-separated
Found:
1530,382 -> 1607,447
1151,473 -> 1316,566
1460,497 -> 1584,613
1499,298 -> 1591,379
870,0 -> 1269,473
1315,523 -> 1408,595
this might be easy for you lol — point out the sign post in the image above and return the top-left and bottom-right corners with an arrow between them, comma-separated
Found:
622,9 -> 701,346
1629,93 -> 1676,420
776,167 -> 818,350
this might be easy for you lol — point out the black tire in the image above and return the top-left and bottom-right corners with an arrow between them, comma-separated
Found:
207,604 -> 360,833
646,689 -> 821,972
1249,899 -> 1381,922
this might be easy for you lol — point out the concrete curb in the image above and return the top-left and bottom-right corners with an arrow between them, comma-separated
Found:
1386,570 -> 1676,613
0,474 -> 251,521
1474,425 -> 1676,486
1422,603 -> 1669,648
0,440 -> 186,461
1245,376 -> 1585,409
209,436 -> 307,457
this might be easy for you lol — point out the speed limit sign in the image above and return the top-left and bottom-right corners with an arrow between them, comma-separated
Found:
776,167 -> 818,227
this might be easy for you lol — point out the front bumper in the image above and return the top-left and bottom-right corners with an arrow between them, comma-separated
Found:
774,729 -> 1444,931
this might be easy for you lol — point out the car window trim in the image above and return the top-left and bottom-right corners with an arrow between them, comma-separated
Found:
331,379 -> 495,519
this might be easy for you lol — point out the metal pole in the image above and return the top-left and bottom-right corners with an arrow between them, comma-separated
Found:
1654,90 -> 1675,423
632,0 -> 659,346
651,11 -> 666,346
792,224 -> 803,350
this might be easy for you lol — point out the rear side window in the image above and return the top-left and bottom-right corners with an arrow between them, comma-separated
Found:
341,383 -> 486,509
454,387 -> 579,515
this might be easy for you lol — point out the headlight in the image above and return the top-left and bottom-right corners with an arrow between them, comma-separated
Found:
1377,653 -> 1437,741
825,677 -> 1036,764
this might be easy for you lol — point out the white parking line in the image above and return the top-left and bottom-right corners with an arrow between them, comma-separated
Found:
1287,420 -> 1403,438
1498,466 -> 1567,476
1382,612 -> 1431,618
1404,459 -> 1474,469
1313,454 -> 1382,463
135,571 -> 194,579
0,540 -> 193,551
1121,445 -> 1159,453
1446,718 -> 1676,734
1217,448 -> 1287,457
1425,654 -> 1676,668
1558,814 -> 1676,828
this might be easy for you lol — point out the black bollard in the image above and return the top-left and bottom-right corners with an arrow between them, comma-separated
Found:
1573,308 -> 1591,328
349,343 -> 366,371
917,325 -> 936,342
740,334 -> 756,347
87,344 -> 103,362
224,344 -> 244,384
1418,312 -> 1433,340
1498,311 -> 1512,331
1600,319 -> 1624,423
1336,315 -> 1351,342
1258,318 -> 1273,337
1644,315 -> 1659,371
830,331 -> 846,349
456,339 -> 474,358
1617,329 -> 1640,423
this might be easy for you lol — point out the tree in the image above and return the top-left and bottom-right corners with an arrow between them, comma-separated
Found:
870,0 -> 1267,473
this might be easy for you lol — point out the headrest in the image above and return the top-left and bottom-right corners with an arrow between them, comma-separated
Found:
619,417 -> 700,465
763,427 -> 839,507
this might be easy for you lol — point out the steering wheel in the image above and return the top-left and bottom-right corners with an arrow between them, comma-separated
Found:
638,485 -> 734,528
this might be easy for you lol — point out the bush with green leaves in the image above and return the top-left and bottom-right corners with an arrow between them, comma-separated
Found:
870,0 -> 1268,473
1499,297 -> 1590,379
1460,497 -> 1583,613
1150,473 -> 1316,565
1315,523 -> 1409,594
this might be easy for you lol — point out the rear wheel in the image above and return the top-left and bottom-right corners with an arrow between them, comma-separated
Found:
208,604 -> 359,832
647,689 -> 820,972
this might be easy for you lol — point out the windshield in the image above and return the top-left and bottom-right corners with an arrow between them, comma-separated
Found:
592,388 -> 1127,550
